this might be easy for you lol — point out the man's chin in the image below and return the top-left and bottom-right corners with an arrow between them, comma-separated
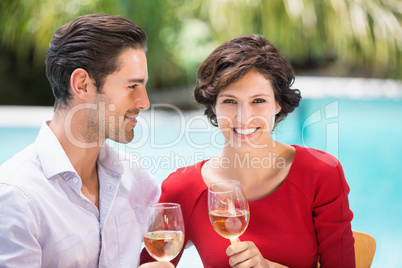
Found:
108,132 -> 134,144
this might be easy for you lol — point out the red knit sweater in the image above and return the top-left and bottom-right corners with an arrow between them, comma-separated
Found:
141,145 -> 355,268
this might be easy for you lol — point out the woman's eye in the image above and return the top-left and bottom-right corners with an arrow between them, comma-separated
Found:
223,99 -> 236,104
253,98 -> 266,103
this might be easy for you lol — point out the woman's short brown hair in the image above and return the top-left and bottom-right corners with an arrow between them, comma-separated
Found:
194,34 -> 301,128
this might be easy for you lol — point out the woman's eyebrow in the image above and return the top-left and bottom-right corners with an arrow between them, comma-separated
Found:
218,93 -> 273,98
217,94 -> 236,98
250,93 -> 273,98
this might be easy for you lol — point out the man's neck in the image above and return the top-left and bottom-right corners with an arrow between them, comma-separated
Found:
48,109 -> 102,185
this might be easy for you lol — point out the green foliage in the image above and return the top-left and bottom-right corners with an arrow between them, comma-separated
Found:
196,0 -> 402,78
0,0 -> 401,105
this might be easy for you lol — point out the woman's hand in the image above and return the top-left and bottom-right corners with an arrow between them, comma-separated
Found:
138,261 -> 175,268
226,241 -> 288,268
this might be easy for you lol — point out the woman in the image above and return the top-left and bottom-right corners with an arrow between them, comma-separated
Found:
141,35 -> 355,267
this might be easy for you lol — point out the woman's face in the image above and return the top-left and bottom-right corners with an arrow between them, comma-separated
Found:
214,69 -> 281,150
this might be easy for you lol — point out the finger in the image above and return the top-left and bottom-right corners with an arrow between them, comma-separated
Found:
230,257 -> 257,268
160,262 -> 175,268
227,242 -> 261,267
229,250 -> 260,268
228,246 -> 255,266
226,241 -> 249,256
138,261 -> 175,268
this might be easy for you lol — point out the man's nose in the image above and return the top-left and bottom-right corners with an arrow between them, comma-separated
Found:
135,88 -> 150,111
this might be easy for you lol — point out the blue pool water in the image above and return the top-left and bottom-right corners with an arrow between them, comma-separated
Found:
1,97 -> 402,267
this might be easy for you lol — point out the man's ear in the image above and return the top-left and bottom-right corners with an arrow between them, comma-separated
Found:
70,68 -> 91,100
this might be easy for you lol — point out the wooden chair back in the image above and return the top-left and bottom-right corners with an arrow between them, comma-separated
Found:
317,231 -> 376,267
353,231 -> 376,268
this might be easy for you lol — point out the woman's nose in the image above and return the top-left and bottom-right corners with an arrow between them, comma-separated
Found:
236,102 -> 252,124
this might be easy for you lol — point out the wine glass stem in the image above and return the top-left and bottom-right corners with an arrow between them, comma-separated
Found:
230,237 -> 239,244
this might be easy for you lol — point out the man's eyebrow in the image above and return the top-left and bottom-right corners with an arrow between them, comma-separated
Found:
127,78 -> 147,83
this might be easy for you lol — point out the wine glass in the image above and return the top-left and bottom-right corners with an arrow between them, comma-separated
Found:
208,180 -> 250,243
143,203 -> 185,262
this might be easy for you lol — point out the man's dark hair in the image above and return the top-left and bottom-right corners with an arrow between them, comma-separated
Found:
46,14 -> 147,109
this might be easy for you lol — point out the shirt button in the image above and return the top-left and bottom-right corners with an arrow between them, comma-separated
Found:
73,178 -> 79,183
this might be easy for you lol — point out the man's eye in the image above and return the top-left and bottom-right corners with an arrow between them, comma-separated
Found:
223,99 -> 236,104
253,98 -> 266,103
129,84 -> 138,89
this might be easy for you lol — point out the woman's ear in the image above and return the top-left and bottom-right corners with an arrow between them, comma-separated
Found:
275,102 -> 282,114
70,68 -> 91,100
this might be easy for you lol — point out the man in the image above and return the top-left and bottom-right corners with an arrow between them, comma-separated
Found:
0,14 -> 173,268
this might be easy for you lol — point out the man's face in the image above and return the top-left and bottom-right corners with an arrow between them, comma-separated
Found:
88,48 -> 149,144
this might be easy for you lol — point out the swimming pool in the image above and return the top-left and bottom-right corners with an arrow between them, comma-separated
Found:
1,78 -> 401,267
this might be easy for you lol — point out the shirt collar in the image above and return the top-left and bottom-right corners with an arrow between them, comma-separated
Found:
35,121 -> 125,180
98,144 -> 124,177
35,121 -> 76,179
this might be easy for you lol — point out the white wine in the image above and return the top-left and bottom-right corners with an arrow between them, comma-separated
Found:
144,230 -> 184,261
209,209 -> 249,239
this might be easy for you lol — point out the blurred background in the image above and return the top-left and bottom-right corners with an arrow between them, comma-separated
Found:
0,0 -> 401,267
0,0 -> 401,106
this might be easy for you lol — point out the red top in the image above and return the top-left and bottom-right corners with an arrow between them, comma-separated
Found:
140,145 -> 355,268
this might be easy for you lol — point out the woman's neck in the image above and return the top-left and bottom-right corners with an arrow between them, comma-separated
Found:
204,142 -> 295,200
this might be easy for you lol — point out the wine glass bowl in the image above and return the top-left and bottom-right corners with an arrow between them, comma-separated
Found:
208,180 -> 250,243
143,203 -> 185,262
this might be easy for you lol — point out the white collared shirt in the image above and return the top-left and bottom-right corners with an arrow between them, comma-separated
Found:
0,122 -> 160,267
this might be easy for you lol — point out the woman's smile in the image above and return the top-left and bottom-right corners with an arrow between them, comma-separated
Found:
233,127 -> 260,139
